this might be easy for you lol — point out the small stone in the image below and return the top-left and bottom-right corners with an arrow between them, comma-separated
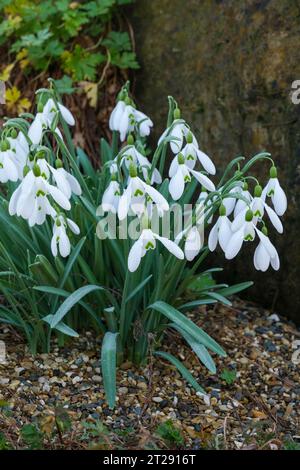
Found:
264,340 -> 277,352
152,396 -> 163,403
92,375 -> 102,383
0,378 -> 9,385
118,386 -> 128,394
137,381 -> 147,390
72,376 -> 82,385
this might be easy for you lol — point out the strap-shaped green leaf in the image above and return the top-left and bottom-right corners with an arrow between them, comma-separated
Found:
101,332 -> 119,409
149,300 -> 226,357
170,323 -> 216,373
155,351 -> 205,394
49,284 -> 103,328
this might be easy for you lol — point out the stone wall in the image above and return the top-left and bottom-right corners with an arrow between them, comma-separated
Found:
129,0 -> 300,322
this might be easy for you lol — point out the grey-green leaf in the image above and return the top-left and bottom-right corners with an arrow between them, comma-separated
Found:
149,300 -> 226,357
101,332 -> 119,409
155,351 -> 205,394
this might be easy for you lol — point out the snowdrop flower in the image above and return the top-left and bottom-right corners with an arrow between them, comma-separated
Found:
121,141 -> 162,184
0,140 -> 19,183
182,132 -> 216,175
102,175 -> 121,213
250,184 -> 283,234
225,210 -> 279,267
9,163 -> 71,225
49,160 -> 82,199
221,182 -> 243,216
169,153 -> 215,201
158,110 -> 195,154
51,214 -> 80,258
253,228 -> 280,272
7,131 -> 29,179
208,204 -> 232,253
128,228 -> 184,272
109,99 -> 153,141
262,166 -> 287,216
28,98 -> 74,144
184,226 -> 203,261
118,165 -> 169,220
233,182 -> 252,217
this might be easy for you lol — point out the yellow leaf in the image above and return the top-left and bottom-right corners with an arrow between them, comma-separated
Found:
0,63 -> 15,82
79,81 -> 98,108
17,97 -> 31,114
40,415 -> 56,435
16,49 -> 29,70
5,86 -> 21,109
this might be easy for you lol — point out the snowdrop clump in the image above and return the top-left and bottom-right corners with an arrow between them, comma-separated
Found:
1,93 -> 81,257
0,80 -> 287,407
104,91 -> 287,275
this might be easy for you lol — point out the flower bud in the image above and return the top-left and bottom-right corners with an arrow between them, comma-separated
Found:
177,153 -> 185,164
173,107 -> 181,119
254,184 -> 262,197
33,163 -> 41,177
127,134 -> 134,146
0,140 -> 9,152
10,129 -> 18,139
245,209 -> 253,222
219,204 -> 226,216
262,226 -> 268,236
186,132 -> 193,144
23,165 -> 30,177
129,163 -> 137,178
36,150 -> 46,159
37,102 -> 44,113
270,166 -> 277,178
242,181 -> 248,191
55,158 -> 63,169
124,96 -> 131,106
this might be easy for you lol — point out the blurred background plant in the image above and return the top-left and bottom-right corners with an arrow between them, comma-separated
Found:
0,0 -> 138,159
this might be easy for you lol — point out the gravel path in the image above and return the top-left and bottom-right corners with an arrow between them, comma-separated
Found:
0,299 -> 299,450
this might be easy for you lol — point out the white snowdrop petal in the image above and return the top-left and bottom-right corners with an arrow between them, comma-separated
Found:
255,229 -> 277,259
47,185 -> 71,211
128,238 -> 143,272
190,169 -> 215,192
184,227 -> 202,261
51,235 -> 58,257
218,217 -> 232,252
225,228 -> 244,259
58,103 -> 75,126
169,167 -> 185,201
67,218 -> 80,235
28,115 -> 43,144
273,180 -> 287,216
196,149 -> 216,175
59,230 -> 71,257
264,203 -> 283,233
154,234 -> 185,259
208,221 -> 219,252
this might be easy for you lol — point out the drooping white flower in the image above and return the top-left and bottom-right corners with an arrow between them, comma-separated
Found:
225,210 -> 279,267
221,183 -> 243,216
168,153 -> 215,201
109,99 -> 153,141
158,118 -> 195,154
51,215 -> 80,258
9,163 -> 71,224
250,184 -> 283,234
208,205 -> 232,253
262,167 -> 287,216
7,131 -> 29,179
102,178 -> 121,213
253,236 -> 280,272
49,164 -> 82,199
121,145 -> 162,184
182,132 -> 216,175
233,183 -> 252,217
184,226 -> 203,261
28,98 -> 74,144
118,169 -> 169,220
0,145 -> 19,183
128,228 -> 184,272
